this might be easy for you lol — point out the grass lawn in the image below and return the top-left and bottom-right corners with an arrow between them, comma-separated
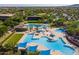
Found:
0,32 -> 12,44
3,34 -> 23,48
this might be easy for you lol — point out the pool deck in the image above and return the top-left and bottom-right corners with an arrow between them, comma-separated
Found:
51,50 -> 62,55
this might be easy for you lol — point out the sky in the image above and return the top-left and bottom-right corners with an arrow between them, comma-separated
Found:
0,0 -> 79,5
0,4 -> 72,7
0,0 -> 79,7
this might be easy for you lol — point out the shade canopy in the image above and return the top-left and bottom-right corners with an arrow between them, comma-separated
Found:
18,42 -> 27,48
39,50 -> 50,55
27,45 -> 38,52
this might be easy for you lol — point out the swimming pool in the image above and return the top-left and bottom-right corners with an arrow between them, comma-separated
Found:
20,24 -> 75,55
26,23 -> 47,29
23,34 -> 75,55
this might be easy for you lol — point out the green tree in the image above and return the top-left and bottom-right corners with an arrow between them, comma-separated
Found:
0,25 -> 8,37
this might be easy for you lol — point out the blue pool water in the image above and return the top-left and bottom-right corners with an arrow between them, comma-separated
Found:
26,23 -> 47,29
23,34 -> 75,55
22,24 -> 75,55
56,28 -> 65,33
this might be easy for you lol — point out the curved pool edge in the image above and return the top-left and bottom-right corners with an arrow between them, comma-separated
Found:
60,37 -> 76,55
17,24 -> 77,55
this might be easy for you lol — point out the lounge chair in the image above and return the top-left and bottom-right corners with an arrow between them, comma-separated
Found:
39,50 -> 50,55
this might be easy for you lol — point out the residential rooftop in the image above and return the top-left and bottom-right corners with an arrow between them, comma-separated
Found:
0,14 -> 14,16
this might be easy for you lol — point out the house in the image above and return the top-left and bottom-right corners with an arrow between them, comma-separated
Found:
0,14 -> 14,21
